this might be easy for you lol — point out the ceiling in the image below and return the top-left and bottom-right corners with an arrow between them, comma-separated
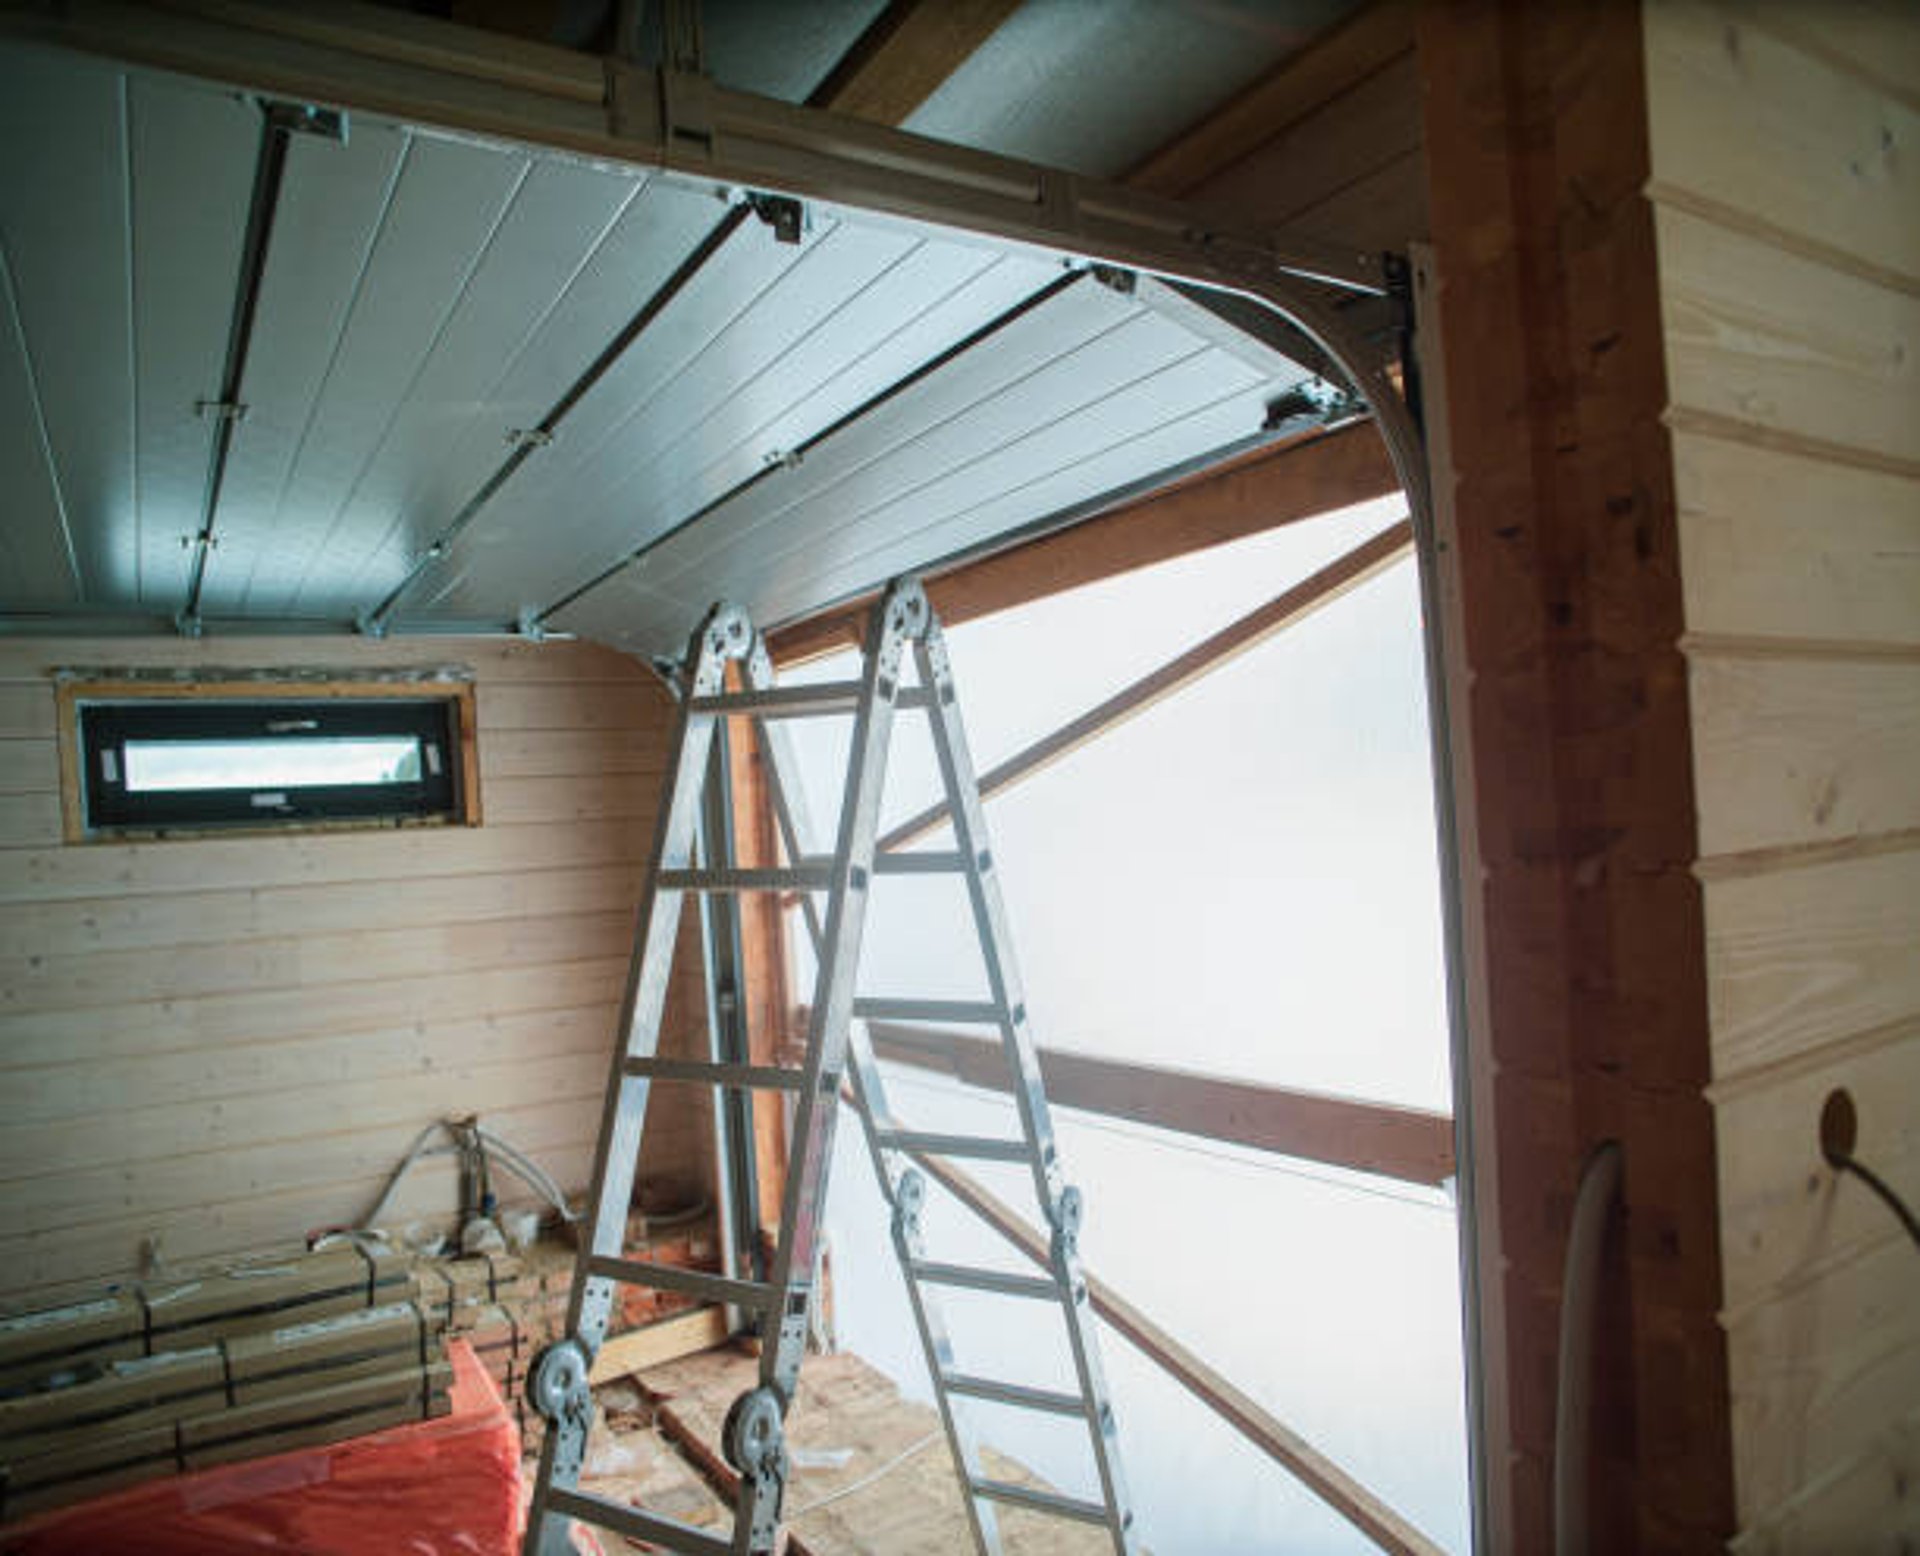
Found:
0,3 -> 1365,656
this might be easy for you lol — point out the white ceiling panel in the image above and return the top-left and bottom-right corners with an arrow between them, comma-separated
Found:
0,46 -> 134,601
0,38 -> 1350,647
322,175 -> 732,619
127,74 -> 259,610
284,154 -> 649,616
0,258 -> 78,604
405,210 -> 819,617
231,132 -> 531,617
193,118 -> 412,616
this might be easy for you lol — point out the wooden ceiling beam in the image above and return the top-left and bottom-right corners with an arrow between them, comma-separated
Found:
1124,0 -> 1416,200
867,1020 -> 1453,1185
807,0 -> 1024,124
766,419 -> 1398,664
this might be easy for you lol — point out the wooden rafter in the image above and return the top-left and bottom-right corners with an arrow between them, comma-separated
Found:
901,1143 -> 1448,1556
866,1021 -> 1453,1186
807,0 -> 1023,123
769,420 -> 1400,664
1123,0 -> 1416,199
874,516 -> 1413,852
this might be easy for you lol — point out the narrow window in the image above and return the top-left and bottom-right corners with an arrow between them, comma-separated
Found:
68,688 -> 474,834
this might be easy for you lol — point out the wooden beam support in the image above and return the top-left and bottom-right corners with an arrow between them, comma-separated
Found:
875,517 -> 1412,851
1124,0 -> 1416,200
866,1021 -> 1453,1186
587,1304 -> 731,1384
807,0 -> 1023,125
905,1146 -> 1447,1556
768,420 -> 1399,665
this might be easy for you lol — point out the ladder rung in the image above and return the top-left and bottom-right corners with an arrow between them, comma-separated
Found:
853,997 -> 1002,1024
875,1129 -> 1029,1162
689,682 -> 863,717
969,1477 -> 1112,1525
585,1255 -> 775,1311
908,1261 -> 1058,1299
795,851 -> 967,877
660,866 -> 832,893
942,1372 -> 1087,1417
624,1057 -> 805,1091
873,851 -> 969,875
545,1486 -> 733,1556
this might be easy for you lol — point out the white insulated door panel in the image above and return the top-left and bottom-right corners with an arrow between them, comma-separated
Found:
294,157 -> 648,614
477,244 -> 1054,625
127,76 -> 260,610
0,272 -> 78,603
230,134 -> 529,617
0,48 -> 134,602
430,218 -> 963,620
639,294 -> 1194,595
414,213 -> 818,617
588,278 -> 1139,608
759,356 -> 1291,625
194,120 -> 412,617
339,176 -> 727,614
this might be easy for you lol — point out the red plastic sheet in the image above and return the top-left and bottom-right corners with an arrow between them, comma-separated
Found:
2,1340 -> 523,1556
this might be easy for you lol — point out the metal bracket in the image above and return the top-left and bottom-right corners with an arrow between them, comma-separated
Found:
263,100 -> 348,144
747,192 -> 805,245
194,398 -> 248,423
1262,376 -> 1362,435
504,426 -> 553,449
353,608 -> 389,640
516,607 -> 548,643
1090,263 -> 1137,297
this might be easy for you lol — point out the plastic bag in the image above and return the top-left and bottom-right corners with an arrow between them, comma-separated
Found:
2,1340 -> 522,1555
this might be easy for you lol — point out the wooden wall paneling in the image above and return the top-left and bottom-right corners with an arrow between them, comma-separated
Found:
0,815 -> 652,905
5,1004 -> 618,1125
1710,1030 -> 1920,1307
1726,1409 -> 1920,1555
1645,0 -> 1920,292
1672,430 -> 1920,647
1724,1235 -> 1920,1526
0,862 -> 641,958
1657,203 -> 1920,473
1688,651 -> 1920,858
0,634 -> 693,1307
0,957 -> 632,1070
1703,847 -> 1920,1079
1741,0 -> 1920,116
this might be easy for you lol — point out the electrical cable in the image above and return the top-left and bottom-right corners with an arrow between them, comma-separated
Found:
784,1432 -> 942,1518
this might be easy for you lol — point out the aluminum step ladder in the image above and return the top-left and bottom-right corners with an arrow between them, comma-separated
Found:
522,578 -> 1137,1556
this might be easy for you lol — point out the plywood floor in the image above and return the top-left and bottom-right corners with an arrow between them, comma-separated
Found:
548,1345 -> 1116,1554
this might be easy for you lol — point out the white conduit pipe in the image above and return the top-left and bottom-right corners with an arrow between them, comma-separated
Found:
1554,1140 -> 1623,1556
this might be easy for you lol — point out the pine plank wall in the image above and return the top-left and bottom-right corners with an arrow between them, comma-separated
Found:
1644,2 -> 1920,1545
0,634 -> 712,1309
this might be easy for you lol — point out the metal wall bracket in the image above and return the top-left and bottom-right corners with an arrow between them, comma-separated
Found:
263,100 -> 348,143
748,193 -> 804,245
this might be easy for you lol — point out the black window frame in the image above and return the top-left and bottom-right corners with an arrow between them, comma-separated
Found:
77,696 -> 465,832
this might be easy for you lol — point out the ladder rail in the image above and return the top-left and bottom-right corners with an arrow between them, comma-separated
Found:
911,622 -> 1139,1552
525,603 -> 754,1554
752,664 -> 1006,1556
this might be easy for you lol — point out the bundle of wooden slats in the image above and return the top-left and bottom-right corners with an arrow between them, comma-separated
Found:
0,1246 -> 449,1522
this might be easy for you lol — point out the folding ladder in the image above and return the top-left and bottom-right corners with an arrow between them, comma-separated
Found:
522,578 -> 1137,1556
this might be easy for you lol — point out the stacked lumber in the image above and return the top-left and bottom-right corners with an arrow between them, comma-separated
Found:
0,1246 -> 447,1522
410,1216 -> 725,1455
